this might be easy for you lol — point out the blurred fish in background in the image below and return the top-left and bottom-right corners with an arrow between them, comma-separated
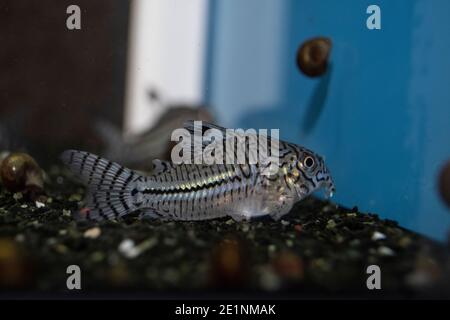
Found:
0,109 -> 31,166
0,109 -> 29,154
96,88 -> 215,171
0,125 -> 15,157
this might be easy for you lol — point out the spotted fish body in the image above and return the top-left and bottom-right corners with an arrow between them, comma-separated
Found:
61,122 -> 335,222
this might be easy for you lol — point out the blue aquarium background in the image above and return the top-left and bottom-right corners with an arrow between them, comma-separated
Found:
204,0 -> 450,241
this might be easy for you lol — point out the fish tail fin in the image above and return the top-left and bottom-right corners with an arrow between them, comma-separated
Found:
60,150 -> 142,221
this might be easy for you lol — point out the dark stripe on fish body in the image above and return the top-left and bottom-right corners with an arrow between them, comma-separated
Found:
109,199 -> 120,217
173,197 -> 178,218
315,170 -> 327,182
99,206 -> 110,220
299,168 -> 316,188
160,198 -> 168,213
178,194 -> 183,219
216,164 -> 224,178
123,173 -> 134,189
79,152 -> 89,174
101,162 -> 113,184
112,167 -> 124,189
264,174 -> 278,182
120,194 -> 129,211
191,192 -> 195,211
175,166 -> 182,181
208,166 -> 215,177
69,151 -> 75,164
87,155 -> 100,185
182,166 -> 189,181
196,165 -> 203,181
300,184 -> 309,194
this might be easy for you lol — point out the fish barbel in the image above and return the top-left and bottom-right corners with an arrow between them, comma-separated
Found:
61,121 -> 335,221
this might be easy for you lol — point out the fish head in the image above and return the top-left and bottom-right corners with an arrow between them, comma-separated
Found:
283,145 -> 335,200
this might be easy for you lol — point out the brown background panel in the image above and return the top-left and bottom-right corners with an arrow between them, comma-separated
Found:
0,0 -> 129,164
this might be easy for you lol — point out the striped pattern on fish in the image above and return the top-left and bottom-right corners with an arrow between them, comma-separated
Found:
61,122 -> 335,222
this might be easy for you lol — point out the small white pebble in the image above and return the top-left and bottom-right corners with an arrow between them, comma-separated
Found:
119,239 -> 134,250
20,204 -> 28,209
35,201 -> 45,208
69,194 -> 82,202
30,220 -> 40,227
13,192 -> 23,200
260,268 -> 281,291
15,234 -> 25,242
46,238 -> 57,246
84,227 -> 101,239
281,220 -> 290,226
225,219 -> 235,225
326,219 -> 336,229
378,246 -> 395,256
372,231 -> 387,241
268,244 -> 277,253
118,239 -> 139,259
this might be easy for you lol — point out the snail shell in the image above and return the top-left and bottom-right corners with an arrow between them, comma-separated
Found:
0,152 -> 44,193
296,37 -> 332,77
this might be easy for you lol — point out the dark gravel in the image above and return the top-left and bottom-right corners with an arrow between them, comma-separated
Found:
0,165 -> 449,299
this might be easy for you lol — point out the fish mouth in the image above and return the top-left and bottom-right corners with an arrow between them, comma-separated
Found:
324,181 -> 335,199
319,162 -> 335,199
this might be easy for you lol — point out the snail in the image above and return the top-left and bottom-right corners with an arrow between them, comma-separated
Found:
296,37 -> 332,77
0,152 -> 45,200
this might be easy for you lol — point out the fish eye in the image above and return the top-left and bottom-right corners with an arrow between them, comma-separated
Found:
304,156 -> 315,169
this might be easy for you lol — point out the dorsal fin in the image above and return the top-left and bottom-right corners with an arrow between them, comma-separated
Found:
183,120 -> 275,142
183,120 -> 228,137
181,121 -> 278,166
151,159 -> 173,174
